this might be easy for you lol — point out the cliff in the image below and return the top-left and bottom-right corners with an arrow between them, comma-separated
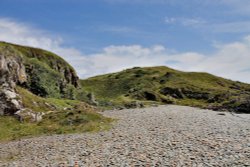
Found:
0,41 -> 79,115
0,42 -> 113,141
0,46 -> 26,115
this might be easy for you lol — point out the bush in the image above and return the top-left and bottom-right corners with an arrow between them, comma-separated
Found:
25,58 -> 62,98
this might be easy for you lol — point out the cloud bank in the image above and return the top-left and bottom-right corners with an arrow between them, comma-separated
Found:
0,18 -> 250,83
0,18 -> 84,58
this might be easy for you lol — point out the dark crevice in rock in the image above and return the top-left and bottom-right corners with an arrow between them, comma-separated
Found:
160,87 -> 184,99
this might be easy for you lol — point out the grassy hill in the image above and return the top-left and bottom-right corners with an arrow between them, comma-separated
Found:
0,41 -> 81,99
81,66 -> 250,113
1,41 -> 250,141
0,42 -> 112,141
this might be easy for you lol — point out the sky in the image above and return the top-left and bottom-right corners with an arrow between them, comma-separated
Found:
0,0 -> 250,83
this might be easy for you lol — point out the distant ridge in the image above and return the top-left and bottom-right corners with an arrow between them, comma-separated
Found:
81,66 -> 250,113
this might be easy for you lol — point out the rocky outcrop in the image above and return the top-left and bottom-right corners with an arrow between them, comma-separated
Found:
0,46 -> 26,115
236,100 -> 250,113
124,101 -> 144,109
0,42 -> 80,116
87,93 -> 99,106
15,109 -> 45,122
0,46 -> 27,86
13,44 -> 79,88
160,87 -> 184,99
181,89 -> 210,100
0,88 -> 21,117
0,88 -> 23,115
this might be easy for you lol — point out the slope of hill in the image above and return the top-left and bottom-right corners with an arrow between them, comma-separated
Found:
81,66 -> 250,113
0,42 -> 112,141
0,41 -> 80,99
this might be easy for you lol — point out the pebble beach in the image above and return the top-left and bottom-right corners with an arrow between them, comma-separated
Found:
0,105 -> 250,167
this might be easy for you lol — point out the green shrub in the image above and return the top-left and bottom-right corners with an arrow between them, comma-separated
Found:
24,58 -> 62,98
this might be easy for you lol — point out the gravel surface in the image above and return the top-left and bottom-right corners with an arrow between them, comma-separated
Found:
0,105 -> 250,167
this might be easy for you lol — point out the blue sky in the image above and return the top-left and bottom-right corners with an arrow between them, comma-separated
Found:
0,0 -> 250,83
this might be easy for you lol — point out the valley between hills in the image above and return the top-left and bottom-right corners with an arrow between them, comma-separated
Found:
0,42 -> 250,166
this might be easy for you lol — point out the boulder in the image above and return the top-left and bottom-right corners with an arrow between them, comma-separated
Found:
87,93 -> 99,106
15,109 -> 45,122
181,89 -> 210,100
0,88 -> 23,115
160,87 -> 184,99
124,101 -> 144,109
235,99 -> 250,113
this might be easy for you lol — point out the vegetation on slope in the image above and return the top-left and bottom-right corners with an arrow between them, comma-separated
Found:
0,41 -> 80,99
1,40 -> 249,142
0,87 -> 113,141
81,66 -> 250,113
0,42 -> 112,141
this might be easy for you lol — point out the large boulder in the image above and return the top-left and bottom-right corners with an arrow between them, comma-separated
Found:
0,88 -> 23,115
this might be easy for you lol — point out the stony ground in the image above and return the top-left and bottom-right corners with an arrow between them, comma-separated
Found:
0,105 -> 250,167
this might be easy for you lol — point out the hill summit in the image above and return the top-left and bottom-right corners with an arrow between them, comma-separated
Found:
81,66 -> 250,113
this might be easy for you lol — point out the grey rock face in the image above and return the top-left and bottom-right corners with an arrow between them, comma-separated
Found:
0,47 -> 27,87
0,88 -> 22,115
0,46 -> 26,115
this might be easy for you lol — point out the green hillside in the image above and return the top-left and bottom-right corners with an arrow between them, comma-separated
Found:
0,41 -> 80,99
81,66 -> 250,113
0,87 -> 112,141
0,42 -> 112,141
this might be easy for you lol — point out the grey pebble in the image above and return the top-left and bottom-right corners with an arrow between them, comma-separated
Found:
0,105 -> 250,166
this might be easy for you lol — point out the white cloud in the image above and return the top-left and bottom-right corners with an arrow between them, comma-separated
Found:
165,17 -> 250,34
82,38 -> 250,83
0,17 -> 88,75
0,18 -> 250,83
80,45 -> 170,77
0,18 -> 62,50
165,17 -> 206,27
165,17 -> 176,24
